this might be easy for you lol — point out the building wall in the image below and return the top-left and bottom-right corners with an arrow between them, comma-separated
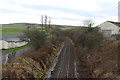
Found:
98,21 -> 120,34
102,30 -> 112,38
2,40 -> 8,49
98,21 -> 120,38
0,40 -> 28,49
0,40 -> 2,49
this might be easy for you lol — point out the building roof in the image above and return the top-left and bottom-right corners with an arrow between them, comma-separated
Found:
2,33 -> 22,42
107,21 -> 120,27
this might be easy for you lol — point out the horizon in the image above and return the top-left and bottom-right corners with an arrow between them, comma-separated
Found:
0,0 -> 119,26
1,22 -> 80,26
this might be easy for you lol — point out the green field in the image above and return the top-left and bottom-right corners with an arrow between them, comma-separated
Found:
1,23 -> 77,33
2,27 -> 25,33
0,28 -> 2,33
1,23 -> 40,33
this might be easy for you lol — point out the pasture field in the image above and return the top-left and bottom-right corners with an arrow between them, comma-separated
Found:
2,27 -> 25,33
2,27 -> 47,33
0,28 -> 2,33
1,23 -> 39,33
1,23 -> 77,33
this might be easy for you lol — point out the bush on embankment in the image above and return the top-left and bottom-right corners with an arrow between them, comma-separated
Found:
65,27 -> 118,78
2,28 -> 65,79
65,27 -> 103,49
20,29 -> 47,50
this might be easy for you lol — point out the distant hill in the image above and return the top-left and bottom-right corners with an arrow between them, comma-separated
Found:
2,23 -> 40,28
1,23 -> 81,33
1,23 -> 80,28
53,25 -> 65,28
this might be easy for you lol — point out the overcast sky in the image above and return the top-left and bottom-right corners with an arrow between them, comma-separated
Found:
0,0 -> 119,26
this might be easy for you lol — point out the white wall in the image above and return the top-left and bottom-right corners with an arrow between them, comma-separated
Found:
0,40 -> 28,50
98,21 -> 120,35
102,30 -> 112,38
0,40 -> 2,50
2,40 -> 8,49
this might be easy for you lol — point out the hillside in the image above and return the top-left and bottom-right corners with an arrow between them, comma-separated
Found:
77,38 -> 119,78
1,23 -> 79,28
1,23 -> 79,33
1,23 -> 40,33
2,23 -> 40,28
2,42 -> 63,79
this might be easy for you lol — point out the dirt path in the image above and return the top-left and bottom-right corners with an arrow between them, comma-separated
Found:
49,38 -> 79,79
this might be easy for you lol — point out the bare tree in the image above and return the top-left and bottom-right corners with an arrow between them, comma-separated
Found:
44,15 -> 48,31
40,15 -> 52,32
41,15 -> 44,31
48,16 -> 51,32
83,19 -> 94,27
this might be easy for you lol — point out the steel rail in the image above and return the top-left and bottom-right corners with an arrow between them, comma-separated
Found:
66,40 -> 70,78
73,43 -> 79,79
57,40 -> 68,79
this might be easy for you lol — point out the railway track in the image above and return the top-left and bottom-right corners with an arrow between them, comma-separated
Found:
49,38 -> 79,79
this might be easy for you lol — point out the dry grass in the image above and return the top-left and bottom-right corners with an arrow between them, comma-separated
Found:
21,42 -> 61,69
2,41 -> 62,79
2,57 -> 44,79
76,38 -> 119,78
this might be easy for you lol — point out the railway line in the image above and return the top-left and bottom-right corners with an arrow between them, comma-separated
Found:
49,38 -> 79,79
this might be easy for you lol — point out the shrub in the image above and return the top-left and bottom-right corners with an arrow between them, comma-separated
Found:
68,27 -> 103,49
50,28 -> 65,45
21,29 -> 47,50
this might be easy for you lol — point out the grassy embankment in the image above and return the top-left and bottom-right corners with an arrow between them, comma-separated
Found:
2,44 -> 29,53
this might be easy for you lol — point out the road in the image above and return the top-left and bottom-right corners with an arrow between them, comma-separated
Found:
2,46 -> 30,63
49,38 -> 79,79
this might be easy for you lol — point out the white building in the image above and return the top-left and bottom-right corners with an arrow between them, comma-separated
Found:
97,21 -> 120,38
2,40 -> 9,49
0,40 -> 28,50
0,40 -> 2,49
